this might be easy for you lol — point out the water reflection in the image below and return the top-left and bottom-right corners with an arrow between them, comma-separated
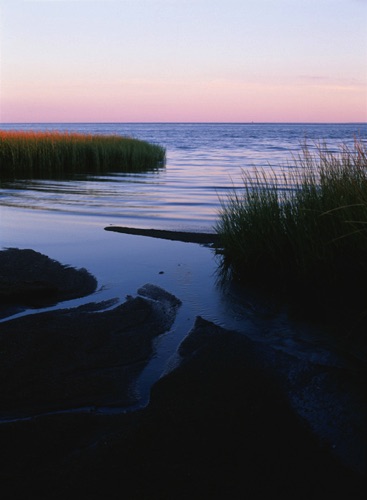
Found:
2,123 -> 363,232
0,205 -> 348,366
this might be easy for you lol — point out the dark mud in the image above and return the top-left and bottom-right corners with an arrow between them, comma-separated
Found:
0,248 -> 365,499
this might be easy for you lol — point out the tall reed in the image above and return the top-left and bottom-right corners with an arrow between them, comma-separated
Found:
0,130 -> 166,179
216,140 -> 367,314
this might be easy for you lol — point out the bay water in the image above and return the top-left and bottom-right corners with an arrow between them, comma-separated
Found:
1,122 -> 365,231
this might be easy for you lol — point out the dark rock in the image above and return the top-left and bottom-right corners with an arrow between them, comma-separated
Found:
0,247 -> 364,498
0,285 -> 181,416
175,316 -> 366,475
1,317 -> 364,499
138,282 -> 182,307
0,248 -> 97,316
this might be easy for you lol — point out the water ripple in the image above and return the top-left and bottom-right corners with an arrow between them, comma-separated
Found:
1,123 -> 365,231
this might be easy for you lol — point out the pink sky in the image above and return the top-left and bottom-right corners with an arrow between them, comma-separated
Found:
1,0 -> 366,123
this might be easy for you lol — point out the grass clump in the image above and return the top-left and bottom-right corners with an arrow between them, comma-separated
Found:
0,130 -> 166,179
216,140 -> 367,324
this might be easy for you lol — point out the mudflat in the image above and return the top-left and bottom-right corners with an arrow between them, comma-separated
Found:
0,248 -> 365,499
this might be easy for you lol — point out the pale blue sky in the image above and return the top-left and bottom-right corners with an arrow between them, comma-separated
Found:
1,0 -> 366,122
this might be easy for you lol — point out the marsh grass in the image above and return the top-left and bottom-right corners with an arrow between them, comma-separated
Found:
0,130 -> 166,179
216,140 -> 367,322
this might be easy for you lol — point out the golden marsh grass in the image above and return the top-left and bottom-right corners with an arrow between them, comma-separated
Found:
0,130 -> 166,179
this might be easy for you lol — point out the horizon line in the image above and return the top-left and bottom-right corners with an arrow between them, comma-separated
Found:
1,121 -> 366,125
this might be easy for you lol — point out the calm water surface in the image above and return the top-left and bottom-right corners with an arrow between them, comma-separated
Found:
1,123 -> 366,408
1,122 -> 365,231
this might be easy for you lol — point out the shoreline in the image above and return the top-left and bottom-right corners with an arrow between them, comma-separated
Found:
0,247 -> 365,496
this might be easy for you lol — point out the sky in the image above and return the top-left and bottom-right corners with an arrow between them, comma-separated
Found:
0,0 -> 366,123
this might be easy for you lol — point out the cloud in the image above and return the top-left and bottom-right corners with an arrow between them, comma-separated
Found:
297,75 -> 366,88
